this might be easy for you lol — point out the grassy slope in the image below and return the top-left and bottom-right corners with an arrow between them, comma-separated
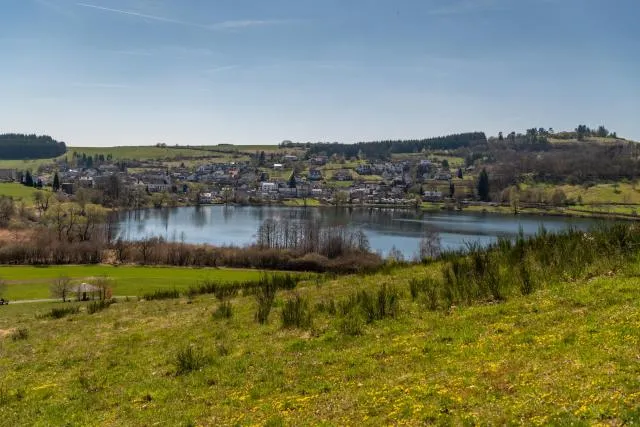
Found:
0,265 -> 638,425
0,145 -> 285,169
521,182 -> 640,205
68,147 -> 229,161
0,266 -> 265,300
0,183 -> 39,204
0,158 -> 63,170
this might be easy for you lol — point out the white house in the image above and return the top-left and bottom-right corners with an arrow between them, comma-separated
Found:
261,182 -> 278,193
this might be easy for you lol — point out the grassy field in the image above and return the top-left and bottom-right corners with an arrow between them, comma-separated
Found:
282,199 -> 322,207
69,145 -> 299,162
520,182 -> 640,205
68,146 -> 223,161
0,259 -> 638,425
0,183 -> 40,204
0,266 -> 266,301
0,158 -> 61,170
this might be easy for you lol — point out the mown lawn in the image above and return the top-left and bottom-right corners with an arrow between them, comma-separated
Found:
0,266 -> 266,300
0,262 -> 638,425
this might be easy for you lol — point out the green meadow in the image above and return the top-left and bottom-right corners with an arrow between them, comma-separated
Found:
0,262 -> 638,425
0,266 -> 265,301
0,183 -> 40,204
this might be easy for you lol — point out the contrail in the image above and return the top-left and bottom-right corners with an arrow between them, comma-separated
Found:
76,2 -> 293,31
76,2 -> 210,29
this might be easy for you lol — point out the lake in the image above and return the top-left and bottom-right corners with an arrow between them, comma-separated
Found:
114,206 -> 603,259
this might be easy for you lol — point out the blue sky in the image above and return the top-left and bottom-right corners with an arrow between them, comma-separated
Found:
1,0 -> 638,146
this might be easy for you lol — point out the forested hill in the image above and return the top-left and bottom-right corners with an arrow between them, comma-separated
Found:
307,132 -> 487,159
0,134 -> 67,160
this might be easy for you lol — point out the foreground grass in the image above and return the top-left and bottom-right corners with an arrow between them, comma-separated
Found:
0,265 -> 265,300
0,262 -> 638,425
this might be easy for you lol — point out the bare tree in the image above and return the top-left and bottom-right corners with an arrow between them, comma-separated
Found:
33,190 -> 53,216
50,276 -> 72,302
114,238 -> 128,263
0,278 -> 7,300
94,276 -> 112,301
138,238 -> 155,265
419,228 -> 441,261
0,197 -> 14,227
387,246 -> 405,263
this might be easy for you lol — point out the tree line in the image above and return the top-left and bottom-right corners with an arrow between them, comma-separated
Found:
307,132 -> 487,160
0,134 -> 67,159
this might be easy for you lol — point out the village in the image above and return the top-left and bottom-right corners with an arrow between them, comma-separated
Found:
10,149 -> 478,209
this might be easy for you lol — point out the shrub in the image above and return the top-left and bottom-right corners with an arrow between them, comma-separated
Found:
188,280 -> 240,300
143,289 -> 180,301
44,306 -> 80,319
254,280 -> 277,324
270,273 -> 298,291
174,345 -> 208,375
519,263 -> 534,295
87,299 -> 115,314
315,299 -> 336,315
10,328 -> 28,341
216,342 -> 230,357
339,311 -> 364,336
281,294 -> 312,329
339,284 -> 400,324
213,301 -> 233,320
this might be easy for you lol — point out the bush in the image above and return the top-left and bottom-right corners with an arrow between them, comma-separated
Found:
339,284 -> 400,324
143,289 -> 180,301
87,299 -> 115,314
339,311 -> 364,336
174,345 -> 208,375
281,294 -> 312,329
10,328 -> 28,341
44,306 -> 80,319
188,280 -> 240,299
213,301 -> 233,320
216,342 -> 230,357
409,277 -> 440,310
315,299 -> 337,315
254,280 -> 277,324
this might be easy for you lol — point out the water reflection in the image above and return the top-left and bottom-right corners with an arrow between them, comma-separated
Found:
114,206 -> 601,257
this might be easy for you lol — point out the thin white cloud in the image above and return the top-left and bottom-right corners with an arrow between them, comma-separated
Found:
428,0 -> 506,15
205,65 -> 238,74
72,82 -> 132,89
76,2 -> 211,29
210,20 -> 292,30
111,46 -> 213,57
110,49 -> 156,57
76,2 -> 293,31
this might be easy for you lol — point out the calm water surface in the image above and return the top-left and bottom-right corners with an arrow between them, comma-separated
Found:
114,206 -> 602,258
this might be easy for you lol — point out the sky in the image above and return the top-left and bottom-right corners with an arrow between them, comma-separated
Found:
0,0 -> 639,146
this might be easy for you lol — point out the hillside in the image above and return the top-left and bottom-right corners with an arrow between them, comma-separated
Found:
0,260 -> 639,424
